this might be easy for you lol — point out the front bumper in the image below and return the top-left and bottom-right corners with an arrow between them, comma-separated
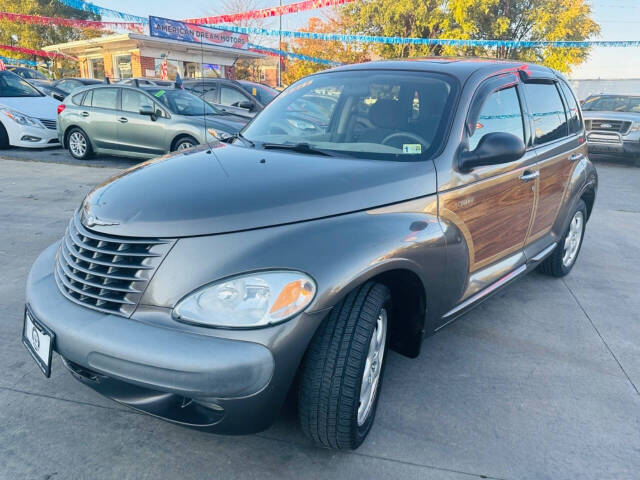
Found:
26,243 -> 323,433
587,131 -> 640,157
4,120 -> 59,148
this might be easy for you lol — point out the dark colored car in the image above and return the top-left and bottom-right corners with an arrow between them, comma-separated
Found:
183,78 -> 264,117
581,94 -> 640,162
237,80 -> 278,105
25,59 -> 597,450
57,84 -> 248,159
117,78 -> 174,87
7,66 -> 49,82
51,78 -> 105,96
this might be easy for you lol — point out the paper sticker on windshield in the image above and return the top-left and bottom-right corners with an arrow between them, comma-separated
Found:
154,90 -> 166,98
402,144 -> 422,154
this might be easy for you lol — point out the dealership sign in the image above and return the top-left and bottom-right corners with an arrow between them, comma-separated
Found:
149,16 -> 248,50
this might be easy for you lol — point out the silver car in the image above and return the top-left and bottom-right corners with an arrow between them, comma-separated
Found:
57,85 -> 248,160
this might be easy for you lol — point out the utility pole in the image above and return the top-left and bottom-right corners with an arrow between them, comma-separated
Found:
277,0 -> 282,87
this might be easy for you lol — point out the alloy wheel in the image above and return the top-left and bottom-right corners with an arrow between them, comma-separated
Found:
357,307 -> 387,426
69,132 -> 87,158
562,210 -> 584,267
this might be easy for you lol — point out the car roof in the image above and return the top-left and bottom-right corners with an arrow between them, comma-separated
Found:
325,57 -> 558,82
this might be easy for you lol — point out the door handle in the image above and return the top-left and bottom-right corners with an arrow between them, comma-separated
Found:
81,111 -> 89,117
118,117 -> 128,123
569,153 -> 584,162
520,170 -> 539,182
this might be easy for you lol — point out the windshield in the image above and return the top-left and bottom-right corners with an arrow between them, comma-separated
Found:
0,72 -> 43,97
241,70 -> 457,160
147,88 -> 221,116
582,95 -> 640,113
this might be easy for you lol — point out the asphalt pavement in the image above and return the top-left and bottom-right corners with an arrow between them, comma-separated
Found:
0,153 -> 639,480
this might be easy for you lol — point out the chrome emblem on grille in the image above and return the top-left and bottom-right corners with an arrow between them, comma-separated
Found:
83,213 -> 119,228
600,123 -> 612,129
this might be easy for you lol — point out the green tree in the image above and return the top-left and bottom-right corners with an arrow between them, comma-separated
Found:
340,0 -> 600,73
0,0 -> 102,76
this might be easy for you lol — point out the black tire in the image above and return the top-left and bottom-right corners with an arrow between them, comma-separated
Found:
172,136 -> 198,152
0,122 -> 9,149
298,281 -> 391,450
538,199 -> 587,277
66,127 -> 93,160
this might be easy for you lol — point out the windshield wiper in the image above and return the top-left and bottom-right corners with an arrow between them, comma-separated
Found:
261,142 -> 333,156
224,132 -> 255,147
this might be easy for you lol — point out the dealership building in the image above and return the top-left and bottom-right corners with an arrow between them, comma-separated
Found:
43,32 -> 264,81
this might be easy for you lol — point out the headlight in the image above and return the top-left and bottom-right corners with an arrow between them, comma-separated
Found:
0,108 -> 45,129
207,128 -> 231,140
173,271 -> 317,328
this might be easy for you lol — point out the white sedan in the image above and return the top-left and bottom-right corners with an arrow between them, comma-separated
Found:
0,70 -> 60,149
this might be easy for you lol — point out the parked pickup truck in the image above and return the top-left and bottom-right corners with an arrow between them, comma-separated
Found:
582,94 -> 640,163
24,58 -> 597,450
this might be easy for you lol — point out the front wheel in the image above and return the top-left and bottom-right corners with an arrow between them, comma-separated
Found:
173,136 -> 198,152
298,282 -> 391,450
538,199 -> 587,277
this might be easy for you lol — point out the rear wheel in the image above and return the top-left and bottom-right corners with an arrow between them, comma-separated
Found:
298,281 -> 391,450
172,136 -> 198,152
538,199 -> 587,277
0,122 -> 9,149
67,128 -> 92,160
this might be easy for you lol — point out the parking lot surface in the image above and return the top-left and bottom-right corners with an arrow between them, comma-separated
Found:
1,155 -> 639,480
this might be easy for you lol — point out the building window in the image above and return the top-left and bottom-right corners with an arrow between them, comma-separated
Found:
89,58 -> 104,79
154,58 -> 180,81
114,54 -> 132,79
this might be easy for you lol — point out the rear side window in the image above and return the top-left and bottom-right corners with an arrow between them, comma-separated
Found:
71,93 -> 84,105
559,82 -> 582,134
81,90 -> 93,106
525,83 -> 568,144
91,88 -> 118,110
469,86 -> 524,151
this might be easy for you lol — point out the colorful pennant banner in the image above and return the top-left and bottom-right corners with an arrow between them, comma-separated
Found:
0,11 -> 143,32
248,43 -> 343,66
56,0 -> 148,23
0,44 -> 75,60
0,55 -> 37,66
185,0 -> 355,25
217,25 -> 640,49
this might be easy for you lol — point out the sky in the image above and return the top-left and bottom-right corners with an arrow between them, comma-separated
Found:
96,0 -> 640,79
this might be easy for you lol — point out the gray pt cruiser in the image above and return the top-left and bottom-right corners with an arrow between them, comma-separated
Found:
24,59 -> 597,450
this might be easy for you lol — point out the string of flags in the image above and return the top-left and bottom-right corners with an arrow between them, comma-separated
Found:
0,44 -> 75,60
0,55 -> 38,67
248,43 -> 343,66
215,25 -> 640,49
0,11 -> 143,32
185,0 -> 355,25
55,0 -> 148,23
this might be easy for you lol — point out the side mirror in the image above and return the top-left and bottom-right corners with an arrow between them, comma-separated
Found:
140,105 -> 159,121
459,132 -> 525,172
238,100 -> 254,111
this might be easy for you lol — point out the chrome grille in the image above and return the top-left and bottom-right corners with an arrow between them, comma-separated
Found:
39,118 -> 57,130
54,213 -> 173,316
585,119 -> 631,134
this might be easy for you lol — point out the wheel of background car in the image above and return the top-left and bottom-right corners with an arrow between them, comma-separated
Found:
538,199 -> 587,277
298,281 -> 391,450
67,128 -> 92,160
173,136 -> 198,152
0,122 -> 9,149
381,131 -> 429,150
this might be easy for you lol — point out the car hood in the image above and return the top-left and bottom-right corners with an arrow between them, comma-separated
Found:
0,95 -> 60,120
582,111 -> 640,123
82,143 -> 436,237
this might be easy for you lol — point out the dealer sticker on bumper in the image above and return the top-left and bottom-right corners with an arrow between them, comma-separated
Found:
22,309 -> 54,378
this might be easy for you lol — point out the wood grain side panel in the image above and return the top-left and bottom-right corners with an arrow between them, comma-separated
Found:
529,157 -> 573,238
440,170 -> 535,272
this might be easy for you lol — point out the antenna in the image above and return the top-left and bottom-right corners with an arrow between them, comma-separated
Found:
200,34 -> 210,150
